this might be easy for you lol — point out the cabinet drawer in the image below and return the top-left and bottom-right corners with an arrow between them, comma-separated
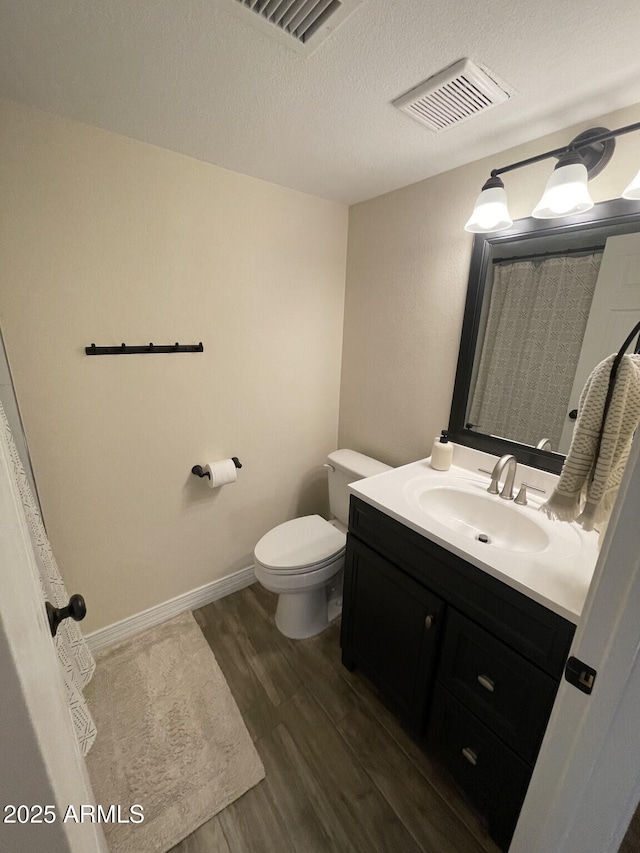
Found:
438,610 -> 558,763
428,685 -> 530,850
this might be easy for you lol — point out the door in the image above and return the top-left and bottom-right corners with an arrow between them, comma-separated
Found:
0,330 -> 40,508
558,232 -> 640,453
509,429 -> 640,852
0,420 -> 106,852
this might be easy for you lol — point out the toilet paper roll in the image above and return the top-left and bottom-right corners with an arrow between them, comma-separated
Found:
204,458 -> 238,488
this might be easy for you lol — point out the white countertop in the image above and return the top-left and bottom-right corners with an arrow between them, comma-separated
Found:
349,445 -> 600,625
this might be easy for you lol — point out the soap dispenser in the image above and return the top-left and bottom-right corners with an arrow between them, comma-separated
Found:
431,430 -> 453,471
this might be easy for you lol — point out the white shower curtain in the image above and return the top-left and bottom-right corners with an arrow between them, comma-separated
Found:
0,400 -> 97,755
469,252 -> 602,450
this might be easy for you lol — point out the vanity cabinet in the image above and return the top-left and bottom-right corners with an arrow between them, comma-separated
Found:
341,496 -> 576,850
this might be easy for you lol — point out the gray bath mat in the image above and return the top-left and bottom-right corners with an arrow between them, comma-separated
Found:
85,611 -> 265,852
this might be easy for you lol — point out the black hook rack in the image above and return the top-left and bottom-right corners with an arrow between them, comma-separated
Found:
192,458 -> 243,479
86,342 -> 204,355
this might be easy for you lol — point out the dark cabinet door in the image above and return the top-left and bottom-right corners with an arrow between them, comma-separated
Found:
341,535 -> 444,732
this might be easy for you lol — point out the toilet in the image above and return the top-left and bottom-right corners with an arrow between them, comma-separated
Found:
253,449 -> 391,639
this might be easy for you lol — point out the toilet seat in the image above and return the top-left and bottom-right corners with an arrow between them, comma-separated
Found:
254,514 -> 346,574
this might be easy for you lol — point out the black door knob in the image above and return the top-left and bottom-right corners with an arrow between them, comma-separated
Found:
569,409 -> 578,420
46,594 -> 87,638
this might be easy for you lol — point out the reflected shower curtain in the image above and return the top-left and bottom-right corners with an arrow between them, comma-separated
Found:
0,400 -> 97,755
468,252 -> 602,450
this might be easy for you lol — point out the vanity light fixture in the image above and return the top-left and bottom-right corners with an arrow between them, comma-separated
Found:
465,120 -> 640,233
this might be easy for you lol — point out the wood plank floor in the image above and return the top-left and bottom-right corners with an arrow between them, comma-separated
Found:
170,584 -> 501,853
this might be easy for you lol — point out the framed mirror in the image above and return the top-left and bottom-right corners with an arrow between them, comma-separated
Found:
449,198 -> 640,473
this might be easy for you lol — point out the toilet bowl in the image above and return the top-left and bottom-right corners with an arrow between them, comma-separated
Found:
253,514 -> 346,639
253,449 -> 392,640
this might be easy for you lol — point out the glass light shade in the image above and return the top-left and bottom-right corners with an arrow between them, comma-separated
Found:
531,162 -> 594,218
464,186 -> 513,233
622,168 -> 640,200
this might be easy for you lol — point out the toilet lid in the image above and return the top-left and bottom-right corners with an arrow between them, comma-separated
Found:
254,515 -> 346,572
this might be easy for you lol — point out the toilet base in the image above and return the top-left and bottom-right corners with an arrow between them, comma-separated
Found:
327,594 -> 342,624
326,567 -> 343,624
272,568 -> 343,639
275,588 -> 330,639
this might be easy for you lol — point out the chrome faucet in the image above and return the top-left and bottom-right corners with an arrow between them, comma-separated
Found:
535,438 -> 552,451
487,454 -> 518,501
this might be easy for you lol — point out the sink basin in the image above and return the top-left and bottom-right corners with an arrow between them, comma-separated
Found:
417,486 -> 550,553
349,457 -> 600,624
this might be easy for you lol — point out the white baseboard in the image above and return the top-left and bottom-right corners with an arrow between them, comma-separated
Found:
86,565 -> 256,653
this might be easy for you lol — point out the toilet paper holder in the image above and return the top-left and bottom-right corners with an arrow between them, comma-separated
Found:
192,458 -> 242,479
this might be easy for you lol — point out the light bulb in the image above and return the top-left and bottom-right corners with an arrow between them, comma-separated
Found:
622,168 -> 640,200
465,180 -> 512,233
532,163 -> 594,219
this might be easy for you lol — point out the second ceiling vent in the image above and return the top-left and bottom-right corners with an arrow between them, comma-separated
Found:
394,59 -> 512,132
230,0 -> 363,55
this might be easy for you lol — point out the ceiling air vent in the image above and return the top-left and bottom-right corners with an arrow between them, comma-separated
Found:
230,0 -> 363,56
393,59 -> 512,132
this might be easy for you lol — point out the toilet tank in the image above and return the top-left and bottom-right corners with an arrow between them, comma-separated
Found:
327,449 -> 391,527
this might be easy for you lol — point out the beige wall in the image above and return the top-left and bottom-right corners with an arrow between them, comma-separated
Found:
4,96 -> 640,633
339,103 -> 640,467
0,99 -> 348,632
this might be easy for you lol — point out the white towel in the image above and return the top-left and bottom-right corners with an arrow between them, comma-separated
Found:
541,353 -> 640,531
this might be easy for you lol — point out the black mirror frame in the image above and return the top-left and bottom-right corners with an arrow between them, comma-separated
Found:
448,197 -> 640,474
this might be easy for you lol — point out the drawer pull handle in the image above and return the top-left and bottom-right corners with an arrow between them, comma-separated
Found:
425,614 -> 435,630
477,674 -> 495,692
462,747 -> 478,766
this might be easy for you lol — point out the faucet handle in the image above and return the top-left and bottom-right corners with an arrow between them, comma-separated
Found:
514,482 -> 547,506
478,468 -> 499,494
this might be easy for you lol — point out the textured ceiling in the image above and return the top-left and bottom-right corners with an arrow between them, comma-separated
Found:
1,0 -> 640,204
